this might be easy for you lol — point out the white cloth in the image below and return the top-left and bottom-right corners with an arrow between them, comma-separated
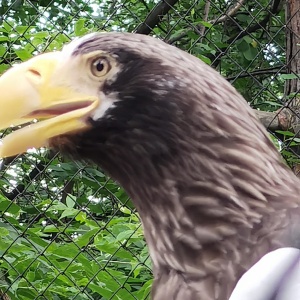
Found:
229,248 -> 300,300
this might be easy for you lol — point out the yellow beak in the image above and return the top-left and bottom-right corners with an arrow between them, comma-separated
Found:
0,52 -> 99,158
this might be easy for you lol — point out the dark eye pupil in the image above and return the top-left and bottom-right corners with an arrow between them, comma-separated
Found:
96,61 -> 104,72
91,57 -> 110,76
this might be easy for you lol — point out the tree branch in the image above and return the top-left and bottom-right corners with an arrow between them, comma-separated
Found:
255,105 -> 297,132
226,66 -> 286,81
61,180 -> 75,205
135,0 -> 179,35
255,109 -> 281,131
209,0 -> 282,67
227,0 -> 282,44
198,0 -> 211,43
0,155 -> 18,172
167,0 -> 246,44
211,0 -> 246,25
1,151 -> 57,201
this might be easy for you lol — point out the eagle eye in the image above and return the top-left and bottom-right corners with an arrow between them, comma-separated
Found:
90,57 -> 111,77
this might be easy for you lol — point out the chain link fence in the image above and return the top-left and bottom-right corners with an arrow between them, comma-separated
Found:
0,0 -> 299,299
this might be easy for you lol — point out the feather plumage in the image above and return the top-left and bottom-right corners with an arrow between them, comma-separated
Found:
1,32 -> 300,299
48,33 -> 300,299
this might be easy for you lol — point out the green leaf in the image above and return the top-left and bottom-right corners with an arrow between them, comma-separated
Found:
66,195 -> 76,208
2,21 -> 13,33
94,242 -> 134,260
31,37 -> 43,47
116,230 -> 134,241
236,14 -> 252,23
14,49 -> 32,61
269,136 -> 280,148
120,206 -> 132,215
288,141 -> 300,146
243,36 -> 253,43
280,74 -> 300,80
74,19 -> 88,36
0,64 -> 9,74
275,130 -> 295,137
0,240 -> 11,251
43,225 -> 60,233
16,288 -> 38,299
236,39 -> 249,52
15,26 -> 34,34
262,101 -> 282,107
0,227 -> 9,237
243,45 -> 258,61
47,201 -> 67,211
0,199 -> 21,215
199,21 -> 212,28
33,31 -> 49,39
59,208 -> 79,219
88,283 -> 113,298
0,45 -> 7,59
84,168 -> 105,177
134,279 -> 153,299
75,211 -> 87,223
25,271 -> 35,282
197,54 -> 211,64
75,228 -> 99,247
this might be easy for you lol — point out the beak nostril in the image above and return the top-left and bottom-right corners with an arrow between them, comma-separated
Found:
27,69 -> 42,84
29,69 -> 41,77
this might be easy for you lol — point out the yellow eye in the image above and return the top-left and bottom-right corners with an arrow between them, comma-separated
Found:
90,57 -> 111,77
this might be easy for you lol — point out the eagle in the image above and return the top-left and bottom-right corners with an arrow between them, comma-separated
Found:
0,32 -> 300,300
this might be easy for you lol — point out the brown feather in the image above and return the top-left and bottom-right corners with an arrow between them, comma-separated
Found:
50,33 -> 300,299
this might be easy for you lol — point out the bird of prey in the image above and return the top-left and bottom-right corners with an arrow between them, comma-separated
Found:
0,32 -> 300,300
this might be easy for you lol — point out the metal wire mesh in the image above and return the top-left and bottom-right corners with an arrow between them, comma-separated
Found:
0,0 -> 299,299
